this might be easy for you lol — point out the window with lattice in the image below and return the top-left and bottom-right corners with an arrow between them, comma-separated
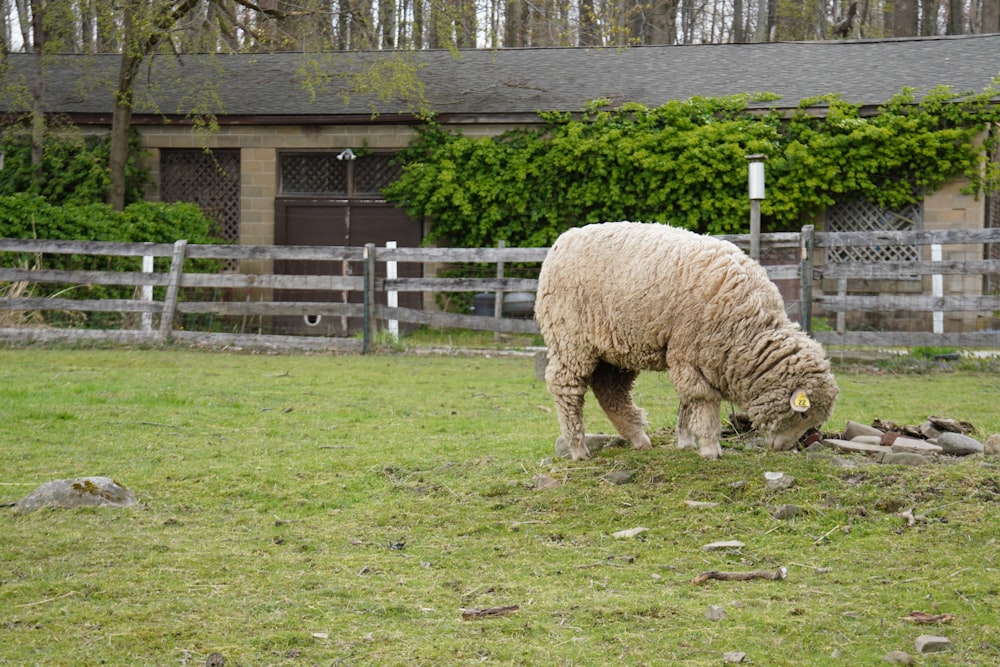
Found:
825,198 -> 922,264
279,152 -> 400,196
160,149 -> 241,245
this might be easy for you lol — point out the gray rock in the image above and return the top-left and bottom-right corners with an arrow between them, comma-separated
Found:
890,437 -> 942,455
772,504 -> 805,520
684,500 -> 720,509
722,651 -> 747,663
936,432 -> 984,456
14,476 -> 137,514
555,433 -> 628,458
985,433 -> 1000,456
702,540 -> 745,551
764,471 -> 795,491
706,605 -> 726,620
882,650 -> 915,664
804,439 -> 831,454
825,438 -> 891,461
919,421 -> 942,440
843,420 -> 884,440
851,435 -> 885,445
830,456 -> 859,469
532,474 -> 563,490
603,470 -> 635,485
914,635 -> 951,653
882,452 -> 932,466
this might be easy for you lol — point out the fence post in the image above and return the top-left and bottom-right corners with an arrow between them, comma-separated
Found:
363,243 -> 377,354
494,240 -> 506,342
141,253 -> 154,333
799,225 -> 814,336
158,239 -> 188,341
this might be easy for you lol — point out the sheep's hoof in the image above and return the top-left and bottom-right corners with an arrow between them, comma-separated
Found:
699,443 -> 723,460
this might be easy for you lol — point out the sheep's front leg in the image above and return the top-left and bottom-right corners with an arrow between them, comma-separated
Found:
676,399 -> 723,459
670,364 -> 723,460
546,355 -> 592,460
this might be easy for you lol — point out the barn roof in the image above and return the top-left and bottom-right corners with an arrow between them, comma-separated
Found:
3,34 -> 999,123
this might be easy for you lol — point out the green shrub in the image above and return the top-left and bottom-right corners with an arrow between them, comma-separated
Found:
384,87 -> 1000,248
0,128 -> 150,206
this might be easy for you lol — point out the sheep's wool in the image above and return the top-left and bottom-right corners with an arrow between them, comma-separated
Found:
535,222 -> 839,460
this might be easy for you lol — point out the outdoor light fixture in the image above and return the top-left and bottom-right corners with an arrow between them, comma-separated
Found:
746,154 -> 766,200
337,148 -> 356,161
745,154 -> 767,260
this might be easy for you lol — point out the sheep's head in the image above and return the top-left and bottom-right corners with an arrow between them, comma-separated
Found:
751,375 -> 839,451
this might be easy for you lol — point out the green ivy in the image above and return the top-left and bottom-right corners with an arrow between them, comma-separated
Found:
0,128 -> 151,206
384,85 -> 1000,247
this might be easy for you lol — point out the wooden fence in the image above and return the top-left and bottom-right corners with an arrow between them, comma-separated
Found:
2,226 -> 999,352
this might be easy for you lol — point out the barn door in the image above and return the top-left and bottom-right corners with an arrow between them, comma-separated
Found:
274,198 -> 423,336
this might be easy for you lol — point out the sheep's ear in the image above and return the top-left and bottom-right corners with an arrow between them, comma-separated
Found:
790,388 -> 811,412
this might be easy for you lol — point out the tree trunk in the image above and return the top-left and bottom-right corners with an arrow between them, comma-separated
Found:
982,0 -> 1000,32
947,0 -> 964,32
30,0 -> 44,190
108,53 -> 140,211
733,0 -> 745,41
578,0 -> 599,44
892,0 -> 917,35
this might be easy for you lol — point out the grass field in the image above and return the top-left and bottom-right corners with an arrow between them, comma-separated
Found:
1,348 -> 999,666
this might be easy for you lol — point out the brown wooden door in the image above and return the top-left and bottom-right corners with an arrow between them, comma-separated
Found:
274,198 -> 422,336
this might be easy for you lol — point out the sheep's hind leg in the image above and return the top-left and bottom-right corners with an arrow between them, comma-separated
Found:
591,362 -> 652,451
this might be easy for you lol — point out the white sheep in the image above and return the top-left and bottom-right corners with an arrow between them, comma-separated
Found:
535,222 -> 839,460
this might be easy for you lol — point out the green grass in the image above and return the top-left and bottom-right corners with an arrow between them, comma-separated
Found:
1,348 -> 999,666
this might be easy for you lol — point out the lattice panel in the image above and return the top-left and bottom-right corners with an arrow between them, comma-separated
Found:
160,149 -> 241,244
355,154 -> 402,194
825,198 -> 921,264
281,154 -> 348,194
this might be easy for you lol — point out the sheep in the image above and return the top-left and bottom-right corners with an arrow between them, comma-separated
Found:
534,221 -> 839,460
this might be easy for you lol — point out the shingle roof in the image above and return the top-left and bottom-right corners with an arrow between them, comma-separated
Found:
3,34 -> 999,121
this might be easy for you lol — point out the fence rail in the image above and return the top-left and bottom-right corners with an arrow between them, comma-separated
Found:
3,226 -> 1000,352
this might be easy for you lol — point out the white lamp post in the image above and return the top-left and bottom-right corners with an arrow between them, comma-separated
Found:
746,154 -> 767,261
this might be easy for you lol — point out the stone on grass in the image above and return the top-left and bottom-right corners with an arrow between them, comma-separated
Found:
985,434 -> 1000,456
706,605 -> 726,620
914,635 -> 951,653
555,433 -> 628,458
14,476 -> 136,514
843,420 -> 885,440
722,652 -> 747,663
703,540 -> 745,551
764,471 -> 795,491
889,437 -> 942,456
772,504 -> 805,520
685,500 -> 720,509
603,470 -> 635,485
882,650 -> 915,664
882,452 -> 932,467
532,474 -> 563,490
936,432 -> 984,456
612,526 -> 649,539
825,439 -> 891,461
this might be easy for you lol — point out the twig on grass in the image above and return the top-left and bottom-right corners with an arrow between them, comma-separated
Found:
460,605 -> 520,620
692,566 -> 788,585
15,590 -> 79,608
813,525 -> 842,545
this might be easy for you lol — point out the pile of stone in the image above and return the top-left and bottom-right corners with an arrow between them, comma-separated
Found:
818,417 -> 1000,466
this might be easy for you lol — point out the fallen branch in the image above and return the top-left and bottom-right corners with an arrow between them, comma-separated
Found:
692,566 -> 788,585
460,605 -> 520,620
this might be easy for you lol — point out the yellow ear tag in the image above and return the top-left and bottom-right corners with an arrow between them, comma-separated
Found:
790,389 -> 811,412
